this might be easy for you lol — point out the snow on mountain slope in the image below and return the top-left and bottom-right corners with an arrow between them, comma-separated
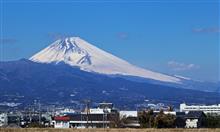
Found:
30,37 -> 181,83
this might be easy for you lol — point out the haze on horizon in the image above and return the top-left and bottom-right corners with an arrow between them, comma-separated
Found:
0,0 -> 219,82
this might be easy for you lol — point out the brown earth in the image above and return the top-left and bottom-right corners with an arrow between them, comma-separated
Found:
0,128 -> 220,132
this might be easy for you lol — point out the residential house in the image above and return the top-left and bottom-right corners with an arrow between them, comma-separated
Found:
54,116 -> 70,128
185,111 -> 206,128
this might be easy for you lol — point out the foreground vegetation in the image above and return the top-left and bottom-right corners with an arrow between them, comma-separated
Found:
1,128 -> 220,132
138,110 -> 220,128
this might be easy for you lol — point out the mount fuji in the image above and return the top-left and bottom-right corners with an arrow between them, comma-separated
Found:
0,37 -> 219,108
30,37 -> 181,84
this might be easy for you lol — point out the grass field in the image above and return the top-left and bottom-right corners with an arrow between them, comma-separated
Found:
0,128 -> 220,132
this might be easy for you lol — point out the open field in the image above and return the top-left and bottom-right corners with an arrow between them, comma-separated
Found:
0,128 -> 220,132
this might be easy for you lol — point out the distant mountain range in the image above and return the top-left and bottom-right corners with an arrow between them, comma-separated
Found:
0,37 -> 219,109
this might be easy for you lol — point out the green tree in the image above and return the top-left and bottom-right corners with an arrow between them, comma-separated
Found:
109,114 -> 125,128
154,110 -> 175,128
206,114 -> 220,128
27,122 -> 44,128
138,109 -> 154,128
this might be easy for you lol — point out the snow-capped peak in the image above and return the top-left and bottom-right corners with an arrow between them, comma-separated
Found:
30,37 -> 181,83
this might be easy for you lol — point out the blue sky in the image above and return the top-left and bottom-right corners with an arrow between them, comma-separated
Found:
0,0 -> 219,81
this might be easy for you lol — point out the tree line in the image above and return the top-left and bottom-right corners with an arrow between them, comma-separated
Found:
138,110 -> 220,128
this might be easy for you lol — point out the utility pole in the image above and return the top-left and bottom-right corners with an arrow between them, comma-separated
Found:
103,105 -> 107,129
29,105 -> 32,123
38,100 -> 41,125
86,101 -> 89,128
102,103 -> 104,129
83,99 -> 91,128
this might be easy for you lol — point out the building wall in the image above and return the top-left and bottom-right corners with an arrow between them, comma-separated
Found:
0,113 -> 8,127
185,119 -> 198,128
180,103 -> 220,114
119,111 -> 137,119
54,121 -> 70,128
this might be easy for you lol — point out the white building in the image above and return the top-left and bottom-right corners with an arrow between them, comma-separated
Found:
88,108 -> 111,114
119,111 -> 140,128
119,111 -> 137,119
55,108 -> 76,116
0,113 -> 8,127
53,116 -> 70,128
153,111 -> 177,115
180,103 -> 220,114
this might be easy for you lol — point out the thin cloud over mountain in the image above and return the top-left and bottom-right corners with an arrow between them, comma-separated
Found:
168,61 -> 200,71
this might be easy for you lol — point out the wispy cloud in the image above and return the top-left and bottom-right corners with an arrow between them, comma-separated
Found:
0,38 -> 18,44
47,32 -> 72,40
192,27 -> 220,33
168,61 -> 200,71
117,32 -> 129,40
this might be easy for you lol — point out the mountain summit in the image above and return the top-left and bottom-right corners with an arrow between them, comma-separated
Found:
30,37 -> 181,83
